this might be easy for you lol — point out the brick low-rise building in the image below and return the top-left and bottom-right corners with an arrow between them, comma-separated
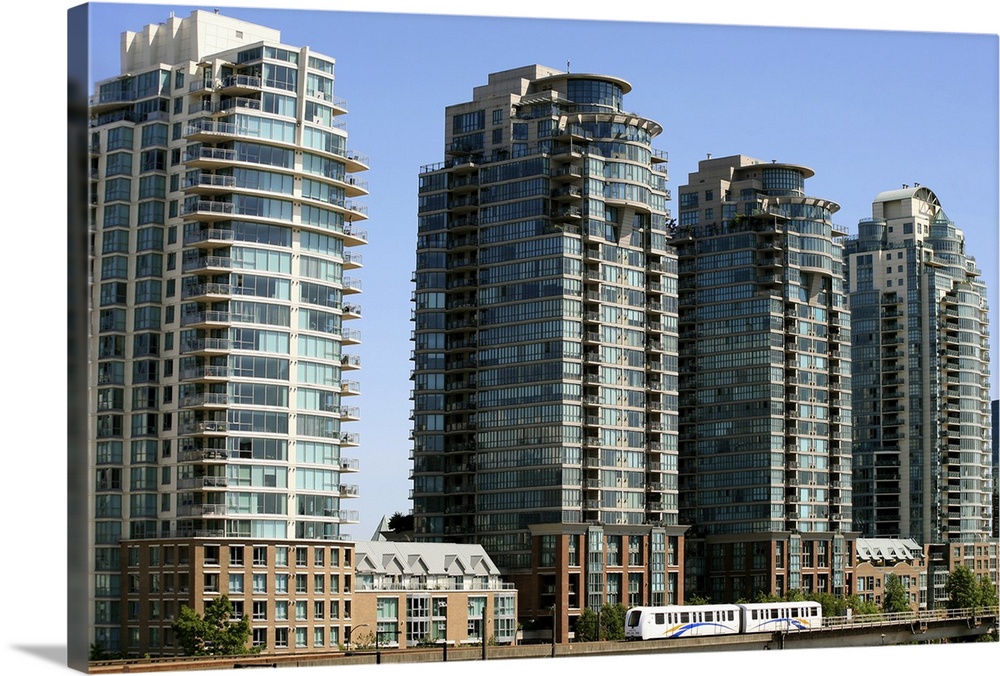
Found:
350,541 -> 517,648
853,537 -> 927,610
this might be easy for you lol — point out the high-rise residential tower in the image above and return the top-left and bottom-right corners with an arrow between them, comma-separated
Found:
671,155 -> 856,602
412,65 -> 685,640
844,186 -> 996,579
85,10 -> 367,655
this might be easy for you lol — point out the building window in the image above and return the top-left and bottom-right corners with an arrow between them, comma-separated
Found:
628,573 -> 642,607
607,536 -> 622,567
275,627 -> 289,649
252,574 -> 267,594
377,597 -> 399,645
251,628 -> 267,648
539,535 -> 556,567
466,596 -> 485,640
606,573 -> 621,605
493,593 -> 516,644
406,596 -> 430,646
229,574 -> 244,595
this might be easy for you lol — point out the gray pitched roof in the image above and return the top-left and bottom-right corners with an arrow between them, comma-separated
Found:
353,541 -> 502,577
855,537 -> 923,562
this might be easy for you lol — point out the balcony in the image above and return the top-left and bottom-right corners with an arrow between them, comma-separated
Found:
180,365 -> 231,381
341,328 -> 362,345
183,146 -> 238,168
218,74 -> 263,95
180,310 -> 241,328
180,337 -> 232,355
179,448 -> 228,463
182,283 -> 234,301
342,224 -> 368,246
176,476 -> 229,490
551,207 -> 582,222
180,393 -> 230,408
182,256 -> 232,274
183,228 -> 235,248
177,504 -> 229,517
181,200 -> 235,221
343,251 -> 363,270
178,420 -> 228,435
183,172 -> 237,195
343,150 -> 369,173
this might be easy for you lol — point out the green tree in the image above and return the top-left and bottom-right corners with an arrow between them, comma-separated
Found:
685,594 -> 711,605
946,565 -> 980,610
882,574 -> 910,614
172,596 -> 255,656
806,592 -> 849,617
783,588 -> 807,602
387,512 -> 414,533
599,603 -> 627,641
979,574 -> 998,610
844,594 -> 882,617
573,608 -> 598,642
348,629 -> 376,650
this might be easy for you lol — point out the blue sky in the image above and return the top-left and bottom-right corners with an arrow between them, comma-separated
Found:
5,2 -> 999,673
79,1 -> 1000,548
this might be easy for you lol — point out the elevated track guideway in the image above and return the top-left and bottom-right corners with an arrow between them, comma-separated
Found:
88,606 -> 998,673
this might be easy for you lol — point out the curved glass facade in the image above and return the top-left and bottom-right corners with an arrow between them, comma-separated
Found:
566,78 -> 624,112
413,67 -> 682,624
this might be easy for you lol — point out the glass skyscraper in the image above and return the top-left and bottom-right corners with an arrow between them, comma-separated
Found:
85,10 -> 366,655
412,65 -> 685,640
845,186 -> 993,553
672,155 -> 855,602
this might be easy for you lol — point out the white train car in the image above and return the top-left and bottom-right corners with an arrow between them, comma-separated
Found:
624,604 -> 741,640
736,601 -> 823,633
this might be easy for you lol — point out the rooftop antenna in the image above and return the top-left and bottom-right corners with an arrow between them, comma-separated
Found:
567,60 -> 570,73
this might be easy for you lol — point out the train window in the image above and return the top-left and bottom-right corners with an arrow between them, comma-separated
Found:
654,613 -> 664,625
728,610 -> 734,621
791,608 -> 798,617
771,609 -> 779,619
680,612 -> 690,623
751,609 -> 758,620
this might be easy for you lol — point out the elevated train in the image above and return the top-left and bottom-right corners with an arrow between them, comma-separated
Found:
624,601 -> 823,640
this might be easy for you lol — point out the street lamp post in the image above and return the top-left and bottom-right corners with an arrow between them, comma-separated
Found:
347,623 -> 368,655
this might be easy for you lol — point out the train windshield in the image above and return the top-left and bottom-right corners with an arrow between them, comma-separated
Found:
626,611 -> 642,627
